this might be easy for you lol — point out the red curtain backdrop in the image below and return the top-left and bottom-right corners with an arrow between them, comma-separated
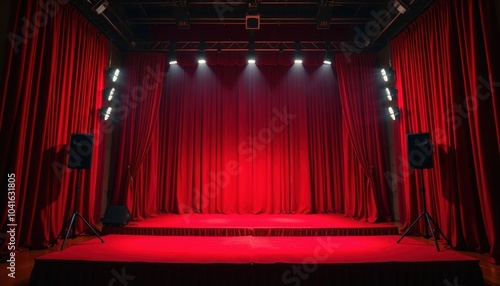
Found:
336,54 -> 392,223
392,0 -> 500,263
110,52 -> 391,222
0,1 -> 108,255
110,52 -> 165,220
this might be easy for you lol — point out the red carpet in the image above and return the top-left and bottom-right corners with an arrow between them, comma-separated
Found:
102,214 -> 399,236
31,235 -> 483,285
35,235 -> 475,263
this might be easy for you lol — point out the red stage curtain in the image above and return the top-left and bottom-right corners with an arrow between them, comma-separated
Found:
392,0 -> 500,262
110,53 -> 166,220
157,64 -> 334,214
0,1 -> 108,255
335,54 -> 392,222
111,52 -> 391,220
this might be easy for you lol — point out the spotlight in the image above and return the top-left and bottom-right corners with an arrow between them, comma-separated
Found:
385,87 -> 398,101
245,14 -> 260,30
104,87 -> 115,101
168,48 -> 177,65
198,41 -> 206,64
108,68 -> 120,82
323,41 -> 333,65
93,0 -> 108,15
316,0 -> 334,29
174,5 -> 190,29
168,42 -> 177,65
323,49 -> 332,65
294,41 -> 303,64
388,106 -> 400,120
381,67 -> 394,82
245,1 -> 260,29
101,107 -> 113,121
248,41 -> 256,64
393,0 -> 409,14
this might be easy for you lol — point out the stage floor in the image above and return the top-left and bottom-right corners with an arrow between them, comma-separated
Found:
102,213 -> 399,236
31,235 -> 483,285
35,234 -> 472,264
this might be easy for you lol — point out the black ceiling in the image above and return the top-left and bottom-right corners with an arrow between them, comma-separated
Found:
73,0 -> 434,52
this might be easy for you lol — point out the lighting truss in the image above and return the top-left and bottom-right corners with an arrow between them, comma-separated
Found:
132,41 -> 346,52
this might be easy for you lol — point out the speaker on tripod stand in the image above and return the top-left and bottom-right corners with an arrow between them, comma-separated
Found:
397,132 -> 452,251
51,133 -> 104,250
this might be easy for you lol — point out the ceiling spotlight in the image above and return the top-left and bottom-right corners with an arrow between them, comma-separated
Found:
93,0 -> 108,15
168,42 -> 177,65
381,67 -> 394,82
248,41 -> 256,64
323,43 -> 332,65
198,41 -> 206,64
316,0 -> 334,29
245,14 -> 260,30
168,41 -> 177,65
385,87 -> 398,101
245,1 -> 260,29
174,5 -> 190,29
294,41 -> 303,64
108,68 -> 120,82
104,87 -> 115,101
393,0 -> 409,14
388,106 -> 400,120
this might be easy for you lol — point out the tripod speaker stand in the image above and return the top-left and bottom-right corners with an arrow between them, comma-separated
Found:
397,169 -> 452,251
397,133 -> 452,252
51,134 -> 104,250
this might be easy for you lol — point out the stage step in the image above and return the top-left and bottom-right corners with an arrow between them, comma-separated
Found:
102,214 -> 399,236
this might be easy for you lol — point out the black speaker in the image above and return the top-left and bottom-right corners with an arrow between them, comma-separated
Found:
407,132 -> 433,169
68,134 -> 94,169
102,206 -> 131,226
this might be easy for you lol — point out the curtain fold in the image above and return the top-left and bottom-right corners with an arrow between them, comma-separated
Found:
335,53 -> 392,222
392,0 -> 500,263
110,53 -> 165,220
0,1 -> 108,256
